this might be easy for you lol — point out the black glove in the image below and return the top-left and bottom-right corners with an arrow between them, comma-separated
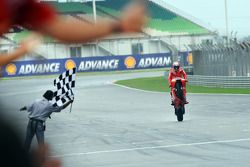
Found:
19,106 -> 27,112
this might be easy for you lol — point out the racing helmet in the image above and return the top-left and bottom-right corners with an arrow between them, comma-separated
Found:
172,61 -> 180,71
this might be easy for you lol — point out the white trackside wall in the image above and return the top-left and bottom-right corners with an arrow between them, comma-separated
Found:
0,35 -> 213,60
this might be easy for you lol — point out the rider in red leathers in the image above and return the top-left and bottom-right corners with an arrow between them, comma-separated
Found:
168,61 -> 188,105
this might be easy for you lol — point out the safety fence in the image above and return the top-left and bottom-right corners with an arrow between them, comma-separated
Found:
190,41 -> 250,76
188,75 -> 250,88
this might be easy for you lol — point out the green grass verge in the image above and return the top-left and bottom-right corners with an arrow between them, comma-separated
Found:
115,76 -> 250,94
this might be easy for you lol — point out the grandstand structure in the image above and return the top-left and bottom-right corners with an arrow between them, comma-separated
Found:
0,0 -> 215,60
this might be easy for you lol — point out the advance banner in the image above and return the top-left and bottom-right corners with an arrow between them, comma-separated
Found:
1,53 -> 172,77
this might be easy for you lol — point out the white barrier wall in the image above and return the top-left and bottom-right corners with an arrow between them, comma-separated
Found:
1,35 -> 213,59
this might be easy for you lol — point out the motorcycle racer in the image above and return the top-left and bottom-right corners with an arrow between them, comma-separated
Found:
168,61 -> 188,105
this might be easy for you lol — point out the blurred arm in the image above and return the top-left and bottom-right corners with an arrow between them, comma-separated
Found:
0,34 -> 42,66
40,2 -> 146,43
0,46 -> 27,67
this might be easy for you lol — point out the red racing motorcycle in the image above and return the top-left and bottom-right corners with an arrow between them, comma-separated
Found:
170,77 -> 188,122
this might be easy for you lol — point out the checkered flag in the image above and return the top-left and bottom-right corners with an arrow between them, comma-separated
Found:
53,68 -> 76,107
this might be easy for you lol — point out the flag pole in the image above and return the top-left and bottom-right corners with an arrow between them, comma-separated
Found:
69,102 -> 73,113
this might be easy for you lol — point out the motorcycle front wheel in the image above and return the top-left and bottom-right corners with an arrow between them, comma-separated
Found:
175,106 -> 184,122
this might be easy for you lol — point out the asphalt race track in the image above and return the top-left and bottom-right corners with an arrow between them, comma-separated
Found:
0,71 -> 250,167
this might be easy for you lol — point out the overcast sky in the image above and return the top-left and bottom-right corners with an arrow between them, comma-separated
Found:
163,0 -> 250,38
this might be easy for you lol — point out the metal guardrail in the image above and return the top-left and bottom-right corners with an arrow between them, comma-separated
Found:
163,72 -> 250,88
190,41 -> 250,77
188,75 -> 250,88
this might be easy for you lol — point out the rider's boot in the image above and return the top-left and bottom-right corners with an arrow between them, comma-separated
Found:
170,92 -> 174,105
183,96 -> 189,104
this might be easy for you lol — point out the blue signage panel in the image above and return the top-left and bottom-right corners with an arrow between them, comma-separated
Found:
1,53 -> 173,77
178,51 -> 193,66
